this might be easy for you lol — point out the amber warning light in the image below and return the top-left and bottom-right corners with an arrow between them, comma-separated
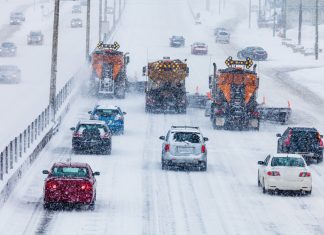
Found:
97,41 -> 120,50
225,56 -> 253,69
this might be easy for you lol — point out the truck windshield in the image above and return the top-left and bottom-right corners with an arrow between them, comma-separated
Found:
51,167 -> 89,178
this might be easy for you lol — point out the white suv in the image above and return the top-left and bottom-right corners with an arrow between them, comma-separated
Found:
159,126 -> 208,171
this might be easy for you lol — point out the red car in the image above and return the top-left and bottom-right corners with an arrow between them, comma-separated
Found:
43,162 -> 100,210
191,42 -> 208,55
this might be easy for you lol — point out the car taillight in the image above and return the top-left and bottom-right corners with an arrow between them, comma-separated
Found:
201,145 -> 206,153
251,111 -> 259,118
267,171 -> 280,176
317,132 -> 323,148
320,139 -> 323,148
46,181 -> 57,190
73,132 -> 82,137
165,144 -> 170,152
215,108 -> 224,115
284,130 -> 292,146
81,182 -> 92,190
101,133 -> 110,139
299,172 -> 311,177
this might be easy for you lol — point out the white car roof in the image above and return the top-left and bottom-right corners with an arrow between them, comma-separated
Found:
272,153 -> 304,159
78,119 -> 106,125
95,103 -> 119,110
170,126 -> 201,133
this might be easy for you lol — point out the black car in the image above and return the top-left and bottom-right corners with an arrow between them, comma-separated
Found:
0,65 -> 21,84
27,31 -> 44,45
277,127 -> 323,164
237,46 -> 268,61
71,120 -> 112,154
169,36 -> 185,47
0,42 -> 17,56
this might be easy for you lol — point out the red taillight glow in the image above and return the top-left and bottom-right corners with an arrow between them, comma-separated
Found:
201,145 -> 206,153
73,132 -> 82,137
46,182 -> 57,190
165,144 -> 170,152
81,183 -> 92,190
267,171 -> 280,176
284,130 -> 292,146
299,172 -> 311,177
215,109 -> 224,115
251,111 -> 259,117
101,133 -> 110,139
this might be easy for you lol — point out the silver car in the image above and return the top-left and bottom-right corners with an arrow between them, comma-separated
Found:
0,65 -> 21,84
159,126 -> 208,171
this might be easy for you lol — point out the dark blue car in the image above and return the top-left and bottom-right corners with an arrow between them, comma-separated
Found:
237,46 -> 268,61
169,36 -> 185,47
89,104 -> 126,135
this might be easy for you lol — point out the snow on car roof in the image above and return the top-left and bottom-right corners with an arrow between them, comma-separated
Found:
95,104 -> 119,110
170,126 -> 201,133
78,119 -> 106,125
52,162 -> 90,168
272,153 -> 305,159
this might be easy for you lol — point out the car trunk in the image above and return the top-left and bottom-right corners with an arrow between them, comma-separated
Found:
273,167 -> 307,182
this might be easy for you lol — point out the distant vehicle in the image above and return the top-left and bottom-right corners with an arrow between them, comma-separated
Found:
191,42 -> 208,55
27,31 -> 44,45
204,99 -> 212,117
214,27 -> 226,36
215,30 -> 230,44
277,127 -> 323,164
89,104 -> 126,135
0,42 -> 17,56
257,154 -> 312,195
10,12 -> 25,25
43,162 -> 100,209
72,5 -> 81,13
159,126 -> 208,171
237,46 -> 268,61
70,18 -> 82,28
169,36 -> 185,47
0,65 -> 21,84
71,120 -> 112,154
195,13 -> 202,24
106,7 -> 114,14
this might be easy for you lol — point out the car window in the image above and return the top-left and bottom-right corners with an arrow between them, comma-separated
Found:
271,157 -> 305,167
94,109 -> 120,117
51,167 -> 89,178
77,124 -> 108,134
172,132 -> 201,143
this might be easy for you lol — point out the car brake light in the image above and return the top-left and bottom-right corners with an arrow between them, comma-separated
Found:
101,133 -> 110,139
317,132 -> 323,148
165,144 -> 170,152
73,132 -> 82,137
267,171 -> 280,176
46,181 -> 57,190
284,130 -> 292,146
251,111 -> 259,117
201,145 -> 206,153
81,182 -> 92,190
299,172 -> 311,177
215,108 -> 224,115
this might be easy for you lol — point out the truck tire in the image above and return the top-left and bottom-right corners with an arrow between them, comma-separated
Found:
316,153 -> 323,163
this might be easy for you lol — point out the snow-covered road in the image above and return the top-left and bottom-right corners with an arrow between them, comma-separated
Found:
0,0 -> 324,234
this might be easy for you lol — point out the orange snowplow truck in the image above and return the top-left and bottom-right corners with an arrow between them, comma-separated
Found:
90,49 -> 129,98
209,57 -> 260,130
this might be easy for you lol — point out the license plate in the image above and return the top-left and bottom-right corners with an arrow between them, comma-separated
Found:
178,147 -> 193,154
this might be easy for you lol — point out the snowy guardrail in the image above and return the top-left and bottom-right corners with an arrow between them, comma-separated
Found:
0,77 -> 74,181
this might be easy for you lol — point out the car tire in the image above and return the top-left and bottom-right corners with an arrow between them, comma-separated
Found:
161,160 -> 167,170
258,172 -> 261,187
106,145 -> 111,155
316,153 -> 323,163
262,179 -> 267,194
200,162 -> 207,171
305,189 -> 312,195
43,203 -> 51,210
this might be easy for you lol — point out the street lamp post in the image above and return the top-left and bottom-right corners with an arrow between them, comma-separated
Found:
86,0 -> 90,59
249,0 -> 251,28
49,0 -> 60,121
298,0 -> 302,45
315,0 -> 319,60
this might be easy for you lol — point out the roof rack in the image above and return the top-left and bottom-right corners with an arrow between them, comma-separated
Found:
171,126 -> 199,130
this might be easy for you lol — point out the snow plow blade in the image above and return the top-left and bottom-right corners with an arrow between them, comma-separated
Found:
187,94 -> 208,109
257,107 -> 291,125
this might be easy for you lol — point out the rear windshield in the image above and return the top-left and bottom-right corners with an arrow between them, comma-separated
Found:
30,32 -> 41,36
51,167 -> 89,178
172,132 -> 201,143
219,32 -> 228,35
94,109 -> 120,117
2,43 -> 14,47
77,124 -> 107,134
271,157 -> 305,167
291,131 -> 317,142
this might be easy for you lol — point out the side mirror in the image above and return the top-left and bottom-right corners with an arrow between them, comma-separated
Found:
159,136 -> 165,140
123,112 -> 127,115
93,171 -> 100,176
42,170 -> 49,174
276,133 -> 281,137
186,67 -> 189,75
203,137 -> 209,141
257,161 -> 265,165
70,127 -> 76,131
142,66 -> 146,76
88,111 -> 92,114
321,135 -> 323,138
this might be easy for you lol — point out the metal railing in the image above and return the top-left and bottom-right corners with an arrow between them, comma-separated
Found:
0,77 -> 74,180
